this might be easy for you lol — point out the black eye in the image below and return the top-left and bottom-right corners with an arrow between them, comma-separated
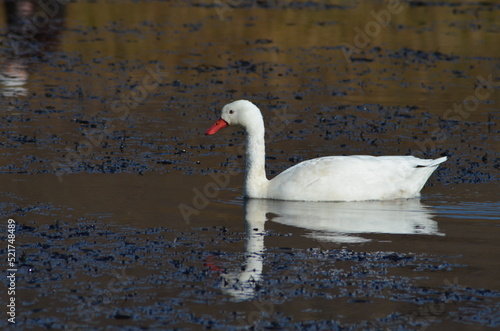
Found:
229,110 -> 234,114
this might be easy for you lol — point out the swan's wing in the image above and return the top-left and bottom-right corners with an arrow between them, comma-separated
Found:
268,156 -> 446,201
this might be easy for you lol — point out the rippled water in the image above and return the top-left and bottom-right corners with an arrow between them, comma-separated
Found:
0,0 -> 499,329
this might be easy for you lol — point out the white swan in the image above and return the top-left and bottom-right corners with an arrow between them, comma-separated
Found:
206,100 -> 447,201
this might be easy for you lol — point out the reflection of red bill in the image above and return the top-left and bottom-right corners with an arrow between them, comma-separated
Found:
204,255 -> 223,273
205,118 -> 229,135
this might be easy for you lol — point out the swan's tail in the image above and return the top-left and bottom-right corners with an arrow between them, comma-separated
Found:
410,156 -> 447,195
427,156 -> 448,167
417,156 -> 447,168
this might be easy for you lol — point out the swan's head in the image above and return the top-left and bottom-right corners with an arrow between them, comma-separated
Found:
206,100 -> 263,135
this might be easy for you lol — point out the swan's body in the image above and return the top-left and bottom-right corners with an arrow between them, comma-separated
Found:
206,100 -> 446,202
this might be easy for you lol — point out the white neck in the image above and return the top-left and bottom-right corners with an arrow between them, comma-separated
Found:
244,120 -> 269,198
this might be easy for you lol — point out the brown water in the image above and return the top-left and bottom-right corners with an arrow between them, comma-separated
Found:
0,0 -> 499,329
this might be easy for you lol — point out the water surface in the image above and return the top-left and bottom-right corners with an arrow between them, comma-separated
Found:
0,0 -> 499,329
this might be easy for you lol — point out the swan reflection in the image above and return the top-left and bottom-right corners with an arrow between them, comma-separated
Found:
220,198 -> 442,301
258,198 -> 442,243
